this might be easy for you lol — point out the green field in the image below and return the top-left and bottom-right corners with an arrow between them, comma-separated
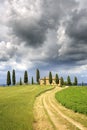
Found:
55,87 -> 87,115
0,85 -> 53,130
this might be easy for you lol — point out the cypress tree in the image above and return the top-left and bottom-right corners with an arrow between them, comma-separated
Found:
24,71 -> 28,84
82,82 -> 84,86
44,77 -> 46,85
55,74 -> 59,84
67,76 -> 72,85
36,69 -> 40,84
49,71 -> 52,84
74,76 -> 78,85
20,77 -> 22,85
7,71 -> 11,86
12,69 -> 16,85
61,77 -> 64,86
31,77 -> 34,85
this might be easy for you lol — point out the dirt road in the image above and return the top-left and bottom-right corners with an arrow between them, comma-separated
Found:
33,87 -> 87,130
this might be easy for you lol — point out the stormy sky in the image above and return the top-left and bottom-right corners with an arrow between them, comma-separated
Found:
0,0 -> 87,84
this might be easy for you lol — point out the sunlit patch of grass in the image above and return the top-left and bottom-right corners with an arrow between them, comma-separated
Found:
0,85 -> 53,130
55,87 -> 87,115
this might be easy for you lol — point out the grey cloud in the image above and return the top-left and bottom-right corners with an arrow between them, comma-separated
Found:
11,18 -> 48,47
66,9 -> 87,41
0,56 -> 9,62
58,9 -> 87,66
0,42 -> 18,62
8,0 -> 77,47
0,0 -> 5,3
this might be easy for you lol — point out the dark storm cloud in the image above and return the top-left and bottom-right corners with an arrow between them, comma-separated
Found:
66,9 -> 87,41
58,9 -> 87,65
8,0 -> 78,47
11,19 -> 47,47
0,56 -> 9,62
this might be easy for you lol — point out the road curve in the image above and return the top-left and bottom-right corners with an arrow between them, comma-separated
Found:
33,87 -> 87,130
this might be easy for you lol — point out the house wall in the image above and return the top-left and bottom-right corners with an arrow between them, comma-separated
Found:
45,79 -> 50,85
58,79 -> 61,87
40,79 -> 44,85
40,77 -> 60,86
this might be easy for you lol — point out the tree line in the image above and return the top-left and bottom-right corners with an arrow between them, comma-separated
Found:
6,69 -> 40,86
48,72 -> 78,86
60,75 -> 78,86
6,69 -> 78,86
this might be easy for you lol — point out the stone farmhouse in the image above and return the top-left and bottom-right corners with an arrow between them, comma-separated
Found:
40,77 -> 61,86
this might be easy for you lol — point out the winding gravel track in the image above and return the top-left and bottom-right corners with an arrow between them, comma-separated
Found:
33,87 -> 87,130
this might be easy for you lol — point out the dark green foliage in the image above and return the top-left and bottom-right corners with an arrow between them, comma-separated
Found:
67,76 -> 72,85
7,71 -> 11,86
82,82 -> 84,86
55,74 -> 59,84
49,71 -> 52,84
31,77 -> 34,84
12,69 -> 16,85
24,71 -> 28,84
73,76 -> 78,85
64,81 -> 67,86
44,77 -> 46,85
20,77 -> 22,85
36,69 -> 40,84
55,87 -> 87,115
60,77 -> 64,86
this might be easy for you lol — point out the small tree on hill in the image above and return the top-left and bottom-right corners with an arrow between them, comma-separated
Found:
49,72 -> 52,84
55,74 -> 59,84
73,76 -> 78,85
31,77 -> 34,85
82,82 -> 84,86
61,77 -> 64,86
64,81 -> 67,86
36,69 -> 40,84
7,71 -> 11,86
44,77 -> 46,85
24,71 -> 28,84
12,69 -> 16,85
67,76 -> 72,85
20,77 -> 22,85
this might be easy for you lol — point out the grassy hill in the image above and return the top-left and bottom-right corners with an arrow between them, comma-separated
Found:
0,85 -> 53,130
55,87 -> 87,115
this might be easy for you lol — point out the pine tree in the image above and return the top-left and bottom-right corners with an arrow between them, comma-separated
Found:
49,72 -> 52,84
36,69 -> 40,84
31,77 -> 34,85
74,76 -> 78,85
61,77 -> 64,86
44,77 -> 46,85
82,82 -> 84,86
7,71 -> 11,86
67,76 -> 72,85
20,77 -> 22,85
24,71 -> 28,84
55,74 -> 59,84
12,69 -> 16,85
